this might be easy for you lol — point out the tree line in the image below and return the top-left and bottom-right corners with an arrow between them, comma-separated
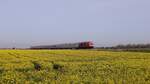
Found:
98,44 -> 150,49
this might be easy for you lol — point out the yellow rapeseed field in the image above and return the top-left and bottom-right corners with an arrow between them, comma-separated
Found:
0,50 -> 150,84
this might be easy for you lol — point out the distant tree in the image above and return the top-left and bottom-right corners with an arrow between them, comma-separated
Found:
113,43 -> 150,49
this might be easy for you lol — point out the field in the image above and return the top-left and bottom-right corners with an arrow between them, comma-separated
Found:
0,50 -> 150,84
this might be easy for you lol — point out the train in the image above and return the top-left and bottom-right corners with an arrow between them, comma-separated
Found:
30,41 -> 94,49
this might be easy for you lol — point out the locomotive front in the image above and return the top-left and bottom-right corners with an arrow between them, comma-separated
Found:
78,41 -> 94,49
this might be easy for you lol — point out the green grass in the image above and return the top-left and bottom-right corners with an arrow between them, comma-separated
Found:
0,50 -> 150,84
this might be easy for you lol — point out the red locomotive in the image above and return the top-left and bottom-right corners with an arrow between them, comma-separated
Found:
78,41 -> 94,49
31,41 -> 94,49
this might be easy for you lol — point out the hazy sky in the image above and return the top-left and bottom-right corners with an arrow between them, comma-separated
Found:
0,0 -> 150,48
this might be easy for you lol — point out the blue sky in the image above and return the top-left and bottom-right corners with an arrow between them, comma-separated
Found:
0,0 -> 150,48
